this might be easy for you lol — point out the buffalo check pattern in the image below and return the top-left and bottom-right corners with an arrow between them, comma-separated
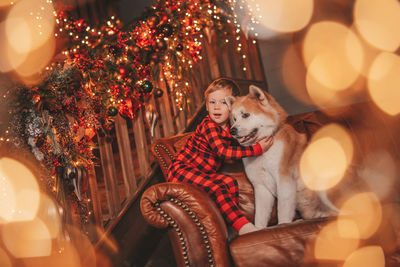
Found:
167,116 -> 262,231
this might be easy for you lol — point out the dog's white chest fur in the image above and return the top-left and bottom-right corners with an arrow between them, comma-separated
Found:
243,140 -> 284,196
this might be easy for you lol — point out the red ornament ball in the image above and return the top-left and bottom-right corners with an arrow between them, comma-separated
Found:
154,88 -> 164,98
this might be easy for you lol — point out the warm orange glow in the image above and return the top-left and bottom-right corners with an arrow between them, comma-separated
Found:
338,192 -> 382,239
300,124 -> 353,191
357,151 -> 396,200
5,17 -> 31,53
65,225 -> 96,267
349,26 -> 382,78
1,218 -> 52,258
0,247 -> 12,267
305,71 -> 340,107
303,21 -> 363,91
300,137 -> 347,190
0,157 -> 40,222
246,0 -> 313,33
36,194 -> 62,238
314,221 -> 360,260
281,45 -> 310,104
0,169 -> 16,223
367,52 -> 400,115
95,226 -> 119,254
14,35 -> 56,79
0,0 -> 18,8
336,218 -> 360,239
5,0 -> 55,53
21,241 -> 81,267
343,246 -> 385,267
354,0 -> 400,52
0,21 -> 28,72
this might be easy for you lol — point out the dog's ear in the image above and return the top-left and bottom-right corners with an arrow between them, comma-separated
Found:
225,96 -> 236,110
249,85 -> 266,101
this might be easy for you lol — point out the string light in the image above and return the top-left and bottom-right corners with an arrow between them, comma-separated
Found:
1,0 -> 260,231
227,0 -> 260,73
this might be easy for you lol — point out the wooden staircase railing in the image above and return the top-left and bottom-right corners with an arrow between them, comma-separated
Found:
71,29 -> 267,243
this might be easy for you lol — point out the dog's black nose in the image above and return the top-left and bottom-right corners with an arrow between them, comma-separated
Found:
230,127 -> 237,136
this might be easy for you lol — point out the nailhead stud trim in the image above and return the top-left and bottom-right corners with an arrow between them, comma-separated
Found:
168,197 -> 215,266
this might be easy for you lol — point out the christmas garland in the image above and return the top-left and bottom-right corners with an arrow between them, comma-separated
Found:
2,0 -> 252,209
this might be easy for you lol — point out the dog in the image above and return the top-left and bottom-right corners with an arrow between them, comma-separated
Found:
226,85 -> 338,228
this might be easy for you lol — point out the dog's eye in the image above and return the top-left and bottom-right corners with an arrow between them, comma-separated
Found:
242,113 -> 250,118
233,117 -> 237,122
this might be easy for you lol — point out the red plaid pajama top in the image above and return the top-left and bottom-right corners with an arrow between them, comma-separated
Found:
167,115 -> 262,231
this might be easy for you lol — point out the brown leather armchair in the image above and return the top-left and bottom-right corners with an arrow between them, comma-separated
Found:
140,102 -> 400,267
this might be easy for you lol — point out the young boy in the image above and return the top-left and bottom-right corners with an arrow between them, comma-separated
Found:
167,78 -> 273,235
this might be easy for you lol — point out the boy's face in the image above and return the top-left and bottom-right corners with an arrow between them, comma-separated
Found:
206,88 -> 231,128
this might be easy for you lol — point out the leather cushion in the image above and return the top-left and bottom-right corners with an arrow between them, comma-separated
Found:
229,218 -> 330,267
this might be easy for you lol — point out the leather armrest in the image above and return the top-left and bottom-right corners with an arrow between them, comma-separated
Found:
140,182 -> 232,267
151,132 -> 193,179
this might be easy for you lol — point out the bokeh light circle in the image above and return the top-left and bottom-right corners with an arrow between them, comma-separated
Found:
300,123 -> 353,191
1,218 -> 52,258
367,52 -> 400,115
5,0 -> 55,53
314,221 -> 360,260
247,0 -> 313,33
303,21 -> 363,91
354,0 -> 400,52
0,157 -> 40,222
343,246 -> 385,267
338,192 -> 382,239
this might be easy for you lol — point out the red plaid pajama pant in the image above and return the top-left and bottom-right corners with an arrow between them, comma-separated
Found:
168,163 -> 249,231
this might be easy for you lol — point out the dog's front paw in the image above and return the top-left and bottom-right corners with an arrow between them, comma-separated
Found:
254,221 -> 267,229
255,224 -> 266,230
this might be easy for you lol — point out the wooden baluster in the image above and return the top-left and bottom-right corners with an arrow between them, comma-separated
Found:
148,96 -> 162,139
230,32 -> 246,80
166,79 -> 184,132
200,35 -> 212,83
248,38 -> 266,82
87,0 -> 100,26
199,57 -> 210,90
191,66 -> 204,109
76,0 -> 90,20
115,115 -> 137,197
241,35 -> 254,80
157,74 -> 175,137
221,43 -> 233,78
87,165 -> 103,230
98,136 -> 120,219
133,108 -> 150,178
204,28 -> 220,80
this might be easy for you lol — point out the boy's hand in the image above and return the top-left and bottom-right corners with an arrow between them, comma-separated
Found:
258,136 -> 274,152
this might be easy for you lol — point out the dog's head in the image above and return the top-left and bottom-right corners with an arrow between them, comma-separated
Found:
225,85 -> 288,146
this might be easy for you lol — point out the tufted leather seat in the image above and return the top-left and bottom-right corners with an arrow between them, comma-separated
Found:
140,101 -> 400,267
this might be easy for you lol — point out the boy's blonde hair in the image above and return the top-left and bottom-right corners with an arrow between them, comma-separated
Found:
204,78 -> 240,100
